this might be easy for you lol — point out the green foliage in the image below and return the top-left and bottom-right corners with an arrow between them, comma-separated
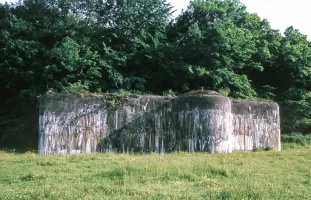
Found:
63,80 -> 90,94
282,88 -> 311,133
209,69 -> 257,98
282,133 -> 311,146
163,89 -> 176,97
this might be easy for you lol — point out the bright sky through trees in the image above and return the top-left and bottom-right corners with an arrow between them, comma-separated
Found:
170,0 -> 311,39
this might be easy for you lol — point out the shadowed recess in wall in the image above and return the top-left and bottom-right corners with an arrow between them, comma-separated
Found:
38,91 -> 280,154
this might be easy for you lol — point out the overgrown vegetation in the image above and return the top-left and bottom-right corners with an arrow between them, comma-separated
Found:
1,0 -> 311,147
282,133 -> 311,146
0,146 -> 310,199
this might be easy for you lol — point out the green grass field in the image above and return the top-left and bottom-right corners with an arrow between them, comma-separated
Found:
0,144 -> 310,200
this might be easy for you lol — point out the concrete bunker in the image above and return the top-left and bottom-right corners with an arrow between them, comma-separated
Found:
39,91 -> 280,154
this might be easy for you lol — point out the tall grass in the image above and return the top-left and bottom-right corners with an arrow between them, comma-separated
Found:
0,146 -> 310,199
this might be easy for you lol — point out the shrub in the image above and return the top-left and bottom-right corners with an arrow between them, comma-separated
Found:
281,133 -> 311,146
64,80 -> 90,93
163,89 -> 176,97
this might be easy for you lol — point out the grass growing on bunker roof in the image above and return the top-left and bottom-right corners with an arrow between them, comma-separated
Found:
0,144 -> 310,200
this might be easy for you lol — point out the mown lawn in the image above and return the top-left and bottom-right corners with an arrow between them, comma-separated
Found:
0,144 -> 310,200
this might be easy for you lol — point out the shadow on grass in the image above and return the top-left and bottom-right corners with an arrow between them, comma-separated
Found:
0,148 -> 38,154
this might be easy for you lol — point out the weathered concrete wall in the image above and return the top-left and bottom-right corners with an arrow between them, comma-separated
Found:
39,91 -> 280,154
231,100 -> 281,151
